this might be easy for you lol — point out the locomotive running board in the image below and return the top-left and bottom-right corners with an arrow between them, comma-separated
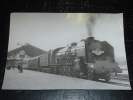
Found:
50,63 -> 73,66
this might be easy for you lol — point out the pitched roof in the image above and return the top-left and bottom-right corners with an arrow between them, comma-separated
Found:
8,44 -> 46,57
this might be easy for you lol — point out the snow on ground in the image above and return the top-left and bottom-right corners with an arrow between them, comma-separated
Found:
2,68 -> 131,90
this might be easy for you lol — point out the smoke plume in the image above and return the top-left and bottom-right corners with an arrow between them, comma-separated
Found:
85,14 -> 99,36
67,13 -> 99,36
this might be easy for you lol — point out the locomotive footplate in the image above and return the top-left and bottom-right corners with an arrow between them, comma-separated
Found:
50,63 -> 73,66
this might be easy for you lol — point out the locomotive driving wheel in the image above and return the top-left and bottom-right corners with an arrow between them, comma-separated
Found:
87,69 -> 94,80
87,72 -> 93,80
104,70 -> 110,82
92,74 -> 99,81
105,73 -> 110,82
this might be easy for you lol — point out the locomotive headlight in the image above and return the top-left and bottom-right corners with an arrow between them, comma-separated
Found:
90,65 -> 94,68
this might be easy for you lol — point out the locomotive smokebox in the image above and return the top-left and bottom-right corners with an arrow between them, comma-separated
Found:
87,37 -> 94,42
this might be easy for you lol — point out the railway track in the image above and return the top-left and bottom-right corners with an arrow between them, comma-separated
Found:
98,74 -> 130,87
98,80 -> 130,87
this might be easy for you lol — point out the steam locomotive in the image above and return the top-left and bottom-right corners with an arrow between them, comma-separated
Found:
18,37 -> 122,82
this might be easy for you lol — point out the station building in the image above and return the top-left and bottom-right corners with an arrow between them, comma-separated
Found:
6,43 -> 46,68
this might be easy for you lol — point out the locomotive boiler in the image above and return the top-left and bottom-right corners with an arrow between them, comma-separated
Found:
24,37 -> 122,82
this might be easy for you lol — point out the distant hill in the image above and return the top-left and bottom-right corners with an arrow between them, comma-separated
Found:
115,57 -> 127,65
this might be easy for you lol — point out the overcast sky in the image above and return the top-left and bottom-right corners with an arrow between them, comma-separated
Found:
8,13 -> 126,59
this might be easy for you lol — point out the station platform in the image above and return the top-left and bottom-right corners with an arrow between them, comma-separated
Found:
2,68 -> 131,90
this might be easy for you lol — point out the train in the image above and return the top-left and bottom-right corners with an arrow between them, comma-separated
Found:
17,37 -> 122,82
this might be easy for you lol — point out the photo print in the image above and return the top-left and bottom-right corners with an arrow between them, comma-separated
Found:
2,13 -> 131,90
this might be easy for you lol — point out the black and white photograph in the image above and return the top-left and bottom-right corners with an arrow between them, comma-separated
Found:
2,13 -> 131,90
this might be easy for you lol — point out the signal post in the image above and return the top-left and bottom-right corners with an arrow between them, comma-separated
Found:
19,50 -> 25,73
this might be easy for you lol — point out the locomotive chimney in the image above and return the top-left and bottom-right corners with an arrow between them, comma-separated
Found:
87,37 -> 94,42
